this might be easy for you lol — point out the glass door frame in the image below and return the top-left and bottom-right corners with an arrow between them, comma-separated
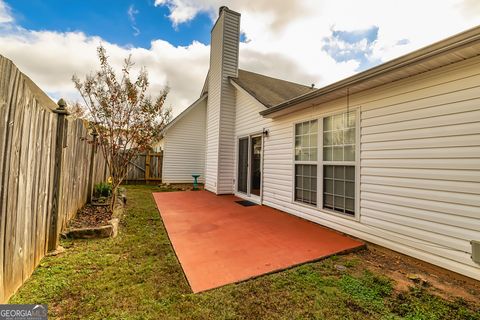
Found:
236,133 -> 263,202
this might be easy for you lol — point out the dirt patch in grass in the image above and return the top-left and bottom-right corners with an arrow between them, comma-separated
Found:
354,245 -> 480,304
10,185 -> 480,320
68,204 -> 112,229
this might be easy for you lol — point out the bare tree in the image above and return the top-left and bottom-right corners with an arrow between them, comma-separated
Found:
66,101 -> 86,119
73,46 -> 171,209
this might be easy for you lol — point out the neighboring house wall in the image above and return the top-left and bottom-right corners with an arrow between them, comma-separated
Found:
205,7 -> 240,194
162,100 -> 207,183
152,139 -> 164,152
235,56 -> 480,280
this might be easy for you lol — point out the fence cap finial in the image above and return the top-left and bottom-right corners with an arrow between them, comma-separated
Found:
57,98 -> 67,109
54,98 -> 69,115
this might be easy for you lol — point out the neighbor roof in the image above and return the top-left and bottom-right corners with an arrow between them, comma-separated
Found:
230,69 -> 314,108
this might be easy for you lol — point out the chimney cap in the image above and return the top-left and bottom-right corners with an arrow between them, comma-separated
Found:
219,6 -> 229,15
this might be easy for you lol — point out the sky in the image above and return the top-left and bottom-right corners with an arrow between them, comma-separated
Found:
1,0 -> 479,116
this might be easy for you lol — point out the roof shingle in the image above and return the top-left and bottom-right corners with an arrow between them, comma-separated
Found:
231,69 -> 314,108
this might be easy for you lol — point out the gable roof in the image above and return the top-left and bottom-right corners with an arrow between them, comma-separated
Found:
230,69 -> 314,108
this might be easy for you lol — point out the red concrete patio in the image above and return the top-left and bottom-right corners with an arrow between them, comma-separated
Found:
153,191 -> 364,293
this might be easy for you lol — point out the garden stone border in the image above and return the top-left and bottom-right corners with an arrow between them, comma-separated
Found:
63,189 -> 126,239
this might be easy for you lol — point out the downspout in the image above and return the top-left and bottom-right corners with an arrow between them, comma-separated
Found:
260,128 -> 268,204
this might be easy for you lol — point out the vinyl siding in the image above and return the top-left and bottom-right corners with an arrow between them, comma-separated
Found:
246,55 -> 480,280
204,15 -> 223,193
233,86 -> 271,199
205,9 -> 240,194
162,100 -> 206,183
235,86 -> 270,137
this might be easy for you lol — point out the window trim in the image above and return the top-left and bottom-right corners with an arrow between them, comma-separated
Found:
291,108 -> 361,221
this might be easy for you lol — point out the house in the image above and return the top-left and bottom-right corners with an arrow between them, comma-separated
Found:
161,6 -> 480,280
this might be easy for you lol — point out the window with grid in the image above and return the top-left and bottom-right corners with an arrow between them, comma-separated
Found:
294,120 -> 317,205
322,112 -> 356,216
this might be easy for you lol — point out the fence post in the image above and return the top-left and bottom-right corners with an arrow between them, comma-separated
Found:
86,127 -> 98,203
145,152 -> 151,181
48,99 -> 69,252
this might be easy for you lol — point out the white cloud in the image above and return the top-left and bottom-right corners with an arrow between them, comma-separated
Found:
0,27 -> 210,115
127,4 -> 138,22
154,0 -> 307,30
127,4 -> 140,36
0,0 -> 12,23
156,0 -> 480,88
1,0 -> 479,116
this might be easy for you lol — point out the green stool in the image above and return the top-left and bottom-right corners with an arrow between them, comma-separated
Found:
192,174 -> 200,190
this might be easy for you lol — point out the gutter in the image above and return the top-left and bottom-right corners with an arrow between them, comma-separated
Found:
261,24 -> 480,117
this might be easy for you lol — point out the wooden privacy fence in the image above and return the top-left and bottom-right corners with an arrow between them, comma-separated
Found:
0,55 -> 108,302
124,152 -> 163,183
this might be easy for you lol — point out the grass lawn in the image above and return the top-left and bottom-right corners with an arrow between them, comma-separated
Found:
10,185 -> 480,319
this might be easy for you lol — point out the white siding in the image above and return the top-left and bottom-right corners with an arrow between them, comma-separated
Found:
235,86 -> 271,137
205,8 -> 240,194
162,100 -> 206,183
233,85 -> 271,199
204,17 -> 222,192
252,55 -> 480,280
217,11 -> 240,194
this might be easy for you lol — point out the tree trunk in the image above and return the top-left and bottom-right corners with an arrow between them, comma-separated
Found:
110,186 -> 118,212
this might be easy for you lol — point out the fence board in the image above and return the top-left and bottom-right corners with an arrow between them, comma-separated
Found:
18,85 -> 32,289
5,66 -> 23,299
124,152 -> 163,182
0,55 -> 12,303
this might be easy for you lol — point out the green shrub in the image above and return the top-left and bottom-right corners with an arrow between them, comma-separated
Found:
94,181 -> 112,198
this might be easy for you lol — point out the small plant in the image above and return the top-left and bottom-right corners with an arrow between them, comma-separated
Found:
94,181 -> 112,198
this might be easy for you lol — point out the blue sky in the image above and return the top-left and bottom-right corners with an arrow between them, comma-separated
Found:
322,26 -> 381,70
7,0 -> 212,47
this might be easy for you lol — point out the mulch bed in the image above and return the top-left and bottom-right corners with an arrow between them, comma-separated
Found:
69,204 -> 112,229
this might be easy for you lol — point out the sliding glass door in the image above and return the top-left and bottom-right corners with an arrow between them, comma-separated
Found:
237,135 -> 262,198
250,136 -> 262,196
237,137 -> 249,194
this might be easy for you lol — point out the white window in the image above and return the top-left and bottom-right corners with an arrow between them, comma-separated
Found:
294,120 -> 317,205
293,111 -> 357,216
322,111 -> 356,216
